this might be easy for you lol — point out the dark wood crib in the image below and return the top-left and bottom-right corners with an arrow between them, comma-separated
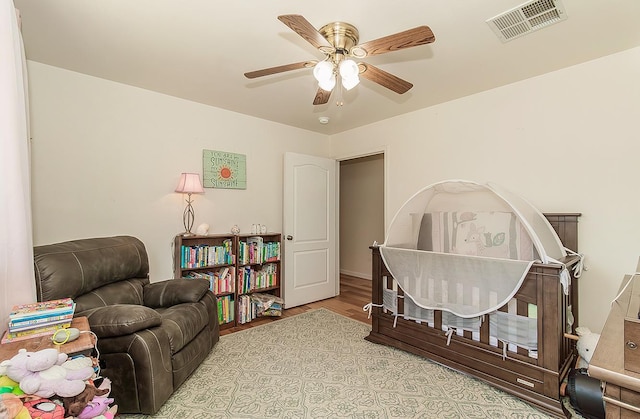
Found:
366,213 -> 581,417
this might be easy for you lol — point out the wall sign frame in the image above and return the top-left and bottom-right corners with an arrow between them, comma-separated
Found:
203,150 -> 247,189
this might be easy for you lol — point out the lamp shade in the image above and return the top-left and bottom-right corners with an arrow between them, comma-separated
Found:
175,173 -> 204,194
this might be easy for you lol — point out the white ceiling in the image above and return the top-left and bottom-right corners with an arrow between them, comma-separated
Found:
13,0 -> 640,135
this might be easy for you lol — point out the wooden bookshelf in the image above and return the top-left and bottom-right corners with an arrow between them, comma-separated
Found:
174,234 -> 236,329
174,233 -> 282,329
236,233 -> 282,325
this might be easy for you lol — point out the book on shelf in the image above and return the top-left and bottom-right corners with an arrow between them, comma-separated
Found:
216,295 -> 234,324
9,297 -> 75,320
185,266 -> 235,295
238,237 -> 280,265
9,310 -> 74,327
9,316 -> 74,333
237,263 -> 278,294
1,321 -> 72,344
180,240 -> 234,269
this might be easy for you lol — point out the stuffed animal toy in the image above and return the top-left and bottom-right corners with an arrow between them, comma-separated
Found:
62,383 -> 110,417
0,393 -> 31,419
23,398 -> 65,419
77,395 -> 114,419
1,348 -> 94,398
0,375 -> 23,396
575,326 -> 601,369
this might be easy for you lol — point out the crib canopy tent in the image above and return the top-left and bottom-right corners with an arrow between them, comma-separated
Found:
379,180 -> 568,318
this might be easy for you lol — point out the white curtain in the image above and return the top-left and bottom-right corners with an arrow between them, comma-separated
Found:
0,0 -> 35,337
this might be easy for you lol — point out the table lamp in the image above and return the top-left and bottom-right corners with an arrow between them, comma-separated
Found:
175,173 -> 204,236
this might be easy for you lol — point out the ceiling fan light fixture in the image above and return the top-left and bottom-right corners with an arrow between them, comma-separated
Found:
246,15 -> 436,105
341,74 -> 360,90
318,75 -> 336,92
313,61 -> 334,83
339,59 -> 359,79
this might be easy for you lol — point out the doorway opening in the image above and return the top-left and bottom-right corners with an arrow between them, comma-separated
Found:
339,153 -> 385,282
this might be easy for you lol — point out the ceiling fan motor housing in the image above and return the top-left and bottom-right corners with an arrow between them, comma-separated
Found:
319,22 -> 359,55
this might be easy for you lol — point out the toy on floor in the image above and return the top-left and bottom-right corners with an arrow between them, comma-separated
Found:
23,398 -> 65,419
77,395 -> 115,419
62,383 -> 110,417
0,375 -> 24,396
0,348 -> 94,398
90,404 -> 117,419
0,393 -> 31,419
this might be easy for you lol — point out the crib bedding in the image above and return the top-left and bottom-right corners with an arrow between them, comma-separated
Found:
418,211 -> 537,260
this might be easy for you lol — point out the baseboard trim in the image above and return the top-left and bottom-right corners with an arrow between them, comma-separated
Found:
340,269 -> 371,280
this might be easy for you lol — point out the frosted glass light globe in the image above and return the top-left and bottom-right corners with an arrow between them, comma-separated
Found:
339,59 -> 359,79
318,75 -> 336,92
313,61 -> 334,82
341,75 -> 360,90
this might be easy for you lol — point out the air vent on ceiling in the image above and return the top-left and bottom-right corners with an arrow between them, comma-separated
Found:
486,0 -> 567,42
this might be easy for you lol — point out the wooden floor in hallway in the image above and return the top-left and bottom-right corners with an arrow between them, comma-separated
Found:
220,274 -> 371,336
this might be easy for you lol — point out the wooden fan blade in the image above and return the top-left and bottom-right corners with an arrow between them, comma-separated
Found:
278,14 -> 333,50
355,26 -> 435,57
359,63 -> 413,94
313,87 -> 332,105
244,61 -> 315,79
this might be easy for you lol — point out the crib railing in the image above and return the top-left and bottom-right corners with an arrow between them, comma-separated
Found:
375,249 -> 579,366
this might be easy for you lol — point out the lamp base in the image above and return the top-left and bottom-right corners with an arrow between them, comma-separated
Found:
180,232 -> 196,237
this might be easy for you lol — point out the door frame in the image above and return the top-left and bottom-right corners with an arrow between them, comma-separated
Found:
334,146 -> 387,293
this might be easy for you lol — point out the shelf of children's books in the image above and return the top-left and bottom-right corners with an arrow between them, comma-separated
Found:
238,285 -> 279,297
174,233 -> 281,329
181,263 -> 234,273
237,264 -> 276,270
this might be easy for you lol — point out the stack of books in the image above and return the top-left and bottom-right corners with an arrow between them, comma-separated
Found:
2,297 -> 76,343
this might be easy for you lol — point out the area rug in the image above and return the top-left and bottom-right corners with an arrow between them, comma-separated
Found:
121,308 -> 561,418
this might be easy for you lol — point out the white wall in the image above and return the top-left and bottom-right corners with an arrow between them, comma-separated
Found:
27,62 -> 329,281
330,47 -> 640,334
339,154 -> 384,279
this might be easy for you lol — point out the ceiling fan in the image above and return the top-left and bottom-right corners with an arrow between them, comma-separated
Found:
244,15 -> 436,105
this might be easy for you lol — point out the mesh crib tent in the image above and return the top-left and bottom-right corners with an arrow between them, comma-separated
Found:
380,179 -> 570,317
366,179 -> 582,416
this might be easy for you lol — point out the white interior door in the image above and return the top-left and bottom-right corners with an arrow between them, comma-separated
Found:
283,152 -> 338,308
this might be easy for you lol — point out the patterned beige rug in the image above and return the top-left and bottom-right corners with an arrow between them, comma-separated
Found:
121,308 -> 566,418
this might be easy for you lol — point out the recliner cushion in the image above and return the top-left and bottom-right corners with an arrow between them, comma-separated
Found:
156,302 -> 211,353
143,279 -> 209,308
80,305 -> 162,338
33,236 -> 149,302
75,278 -> 147,312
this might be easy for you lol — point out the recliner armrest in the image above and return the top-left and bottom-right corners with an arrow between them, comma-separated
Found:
143,278 -> 209,308
82,305 -> 162,338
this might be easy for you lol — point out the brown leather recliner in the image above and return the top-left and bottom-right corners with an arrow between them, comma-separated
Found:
33,236 -> 219,414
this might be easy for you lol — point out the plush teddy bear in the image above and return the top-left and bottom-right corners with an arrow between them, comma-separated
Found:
1,348 -> 94,398
575,326 -> 601,369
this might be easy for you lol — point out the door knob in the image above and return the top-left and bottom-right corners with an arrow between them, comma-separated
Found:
286,235 -> 293,240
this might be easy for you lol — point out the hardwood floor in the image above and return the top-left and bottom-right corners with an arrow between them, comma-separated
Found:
220,275 -> 372,336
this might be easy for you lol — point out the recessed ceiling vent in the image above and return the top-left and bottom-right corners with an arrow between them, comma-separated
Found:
487,0 -> 567,42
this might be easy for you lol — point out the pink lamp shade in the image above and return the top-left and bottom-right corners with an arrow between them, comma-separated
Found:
175,173 -> 204,194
